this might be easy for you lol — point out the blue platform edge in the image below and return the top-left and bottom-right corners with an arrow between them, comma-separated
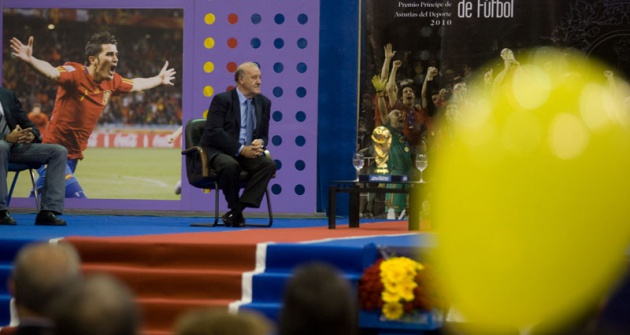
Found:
359,309 -> 443,331
241,233 -> 439,331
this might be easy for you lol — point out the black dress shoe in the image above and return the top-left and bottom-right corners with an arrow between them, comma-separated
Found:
221,210 -> 245,228
35,211 -> 67,226
0,211 -> 16,225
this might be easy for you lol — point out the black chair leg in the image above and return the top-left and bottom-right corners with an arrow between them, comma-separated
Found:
29,169 -> 40,211
243,188 -> 273,227
7,171 -> 20,207
190,183 -> 222,227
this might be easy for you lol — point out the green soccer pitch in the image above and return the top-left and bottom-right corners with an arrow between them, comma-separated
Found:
7,147 -> 183,200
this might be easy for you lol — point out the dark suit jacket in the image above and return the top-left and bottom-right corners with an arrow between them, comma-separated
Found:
199,88 -> 271,160
0,87 -> 42,142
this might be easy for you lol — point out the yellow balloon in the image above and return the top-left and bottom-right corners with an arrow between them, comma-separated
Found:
429,48 -> 630,333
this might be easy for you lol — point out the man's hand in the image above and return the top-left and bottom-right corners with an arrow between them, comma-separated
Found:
371,75 -> 387,93
414,62 -> 424,74
4,126 -> 35,144
384,43 -> 396,60
242,140 -> 264,159
427,66 -> 439,81
10,36 -> 34,63
392,60 -> 402,69
158,61 -> 176,86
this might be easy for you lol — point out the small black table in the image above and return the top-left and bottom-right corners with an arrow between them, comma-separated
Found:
328,178 -> 424,229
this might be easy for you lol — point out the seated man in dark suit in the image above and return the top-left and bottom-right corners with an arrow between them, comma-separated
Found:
199,62 -> 276,227
0,87 -> 68,225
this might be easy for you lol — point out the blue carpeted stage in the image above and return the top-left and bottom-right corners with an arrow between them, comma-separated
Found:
0,213 -> 437,335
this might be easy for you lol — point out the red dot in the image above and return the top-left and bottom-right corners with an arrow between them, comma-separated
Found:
228,13 -> 238,24
226,85 -> 235,92
227,62 -> 238,73
227,38 -> 238,49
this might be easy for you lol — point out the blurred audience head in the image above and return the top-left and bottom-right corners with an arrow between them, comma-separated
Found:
174,308 -> 272,335
278,262 -> 357,335
8,241 -> 82,318
49,273 -> 140,335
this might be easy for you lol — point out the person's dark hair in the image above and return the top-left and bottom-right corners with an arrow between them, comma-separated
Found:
85,31 -> 118,65
400,83 -> 417,95
278,262 -> 358,335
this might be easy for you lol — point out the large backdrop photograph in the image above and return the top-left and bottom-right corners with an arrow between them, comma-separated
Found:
356,0 -> 630,218
3,8 -> 184,200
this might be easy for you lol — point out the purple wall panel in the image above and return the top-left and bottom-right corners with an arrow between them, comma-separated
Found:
3,0 -> 320,214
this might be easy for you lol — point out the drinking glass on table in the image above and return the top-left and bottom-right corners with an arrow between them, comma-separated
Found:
352,152 -> 365,181
415,153 -> 428,183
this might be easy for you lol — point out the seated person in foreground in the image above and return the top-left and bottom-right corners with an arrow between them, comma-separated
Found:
0,87 -> 68,226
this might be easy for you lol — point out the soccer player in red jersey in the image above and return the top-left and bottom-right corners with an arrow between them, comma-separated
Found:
10,32 -> 176,197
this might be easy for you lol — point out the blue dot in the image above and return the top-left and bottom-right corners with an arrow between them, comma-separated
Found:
296,111 -> 306,122
273,87 -> 283,97
272,135 -> 283,146
272,111 -> 283,122
251,14 -> 262,24
294,184 -> 305,195
296,87 -> 307,98
250,38 -> 261,49
295,135 -> 306,147
274,38 -> 284,49
274,14 -> 285,24
295,160 -> 306,171
274,159 -> 282,170
296,62 -> 307,73
273,62 -> 284,73
271,184 -> 282,195
297,14 -> 308,24
297,38 -> 308,49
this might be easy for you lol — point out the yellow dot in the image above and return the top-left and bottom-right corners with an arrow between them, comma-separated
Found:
204,13 -> 216,25
203,110 -> 208,119
203,86 -> 214,97
204,38 -> 215,49
204,62 -> 215,73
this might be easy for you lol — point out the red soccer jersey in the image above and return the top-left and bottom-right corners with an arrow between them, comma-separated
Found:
43,62 -> 133,159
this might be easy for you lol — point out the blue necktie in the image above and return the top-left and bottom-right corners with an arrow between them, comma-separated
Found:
245,99 -> 255,144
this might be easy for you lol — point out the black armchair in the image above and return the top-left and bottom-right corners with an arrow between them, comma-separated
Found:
181,118 -> 273,227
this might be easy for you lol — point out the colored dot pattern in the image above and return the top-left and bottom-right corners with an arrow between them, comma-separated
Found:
194,2 -> 319,213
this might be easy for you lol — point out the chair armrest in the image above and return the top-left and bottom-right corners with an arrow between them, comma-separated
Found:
182,146 -> 210,177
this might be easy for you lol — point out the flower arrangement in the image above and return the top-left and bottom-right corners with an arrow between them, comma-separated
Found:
358,256 -> 438,321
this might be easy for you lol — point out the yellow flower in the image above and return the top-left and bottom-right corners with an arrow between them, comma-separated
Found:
382,301 -> 404,320
381,266 -> 407,283
396,279 -> 418,301
381,289 -> 401,303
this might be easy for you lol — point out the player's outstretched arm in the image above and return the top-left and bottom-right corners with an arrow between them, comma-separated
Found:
10,36 -> 60,81
131,61 -> 176,92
